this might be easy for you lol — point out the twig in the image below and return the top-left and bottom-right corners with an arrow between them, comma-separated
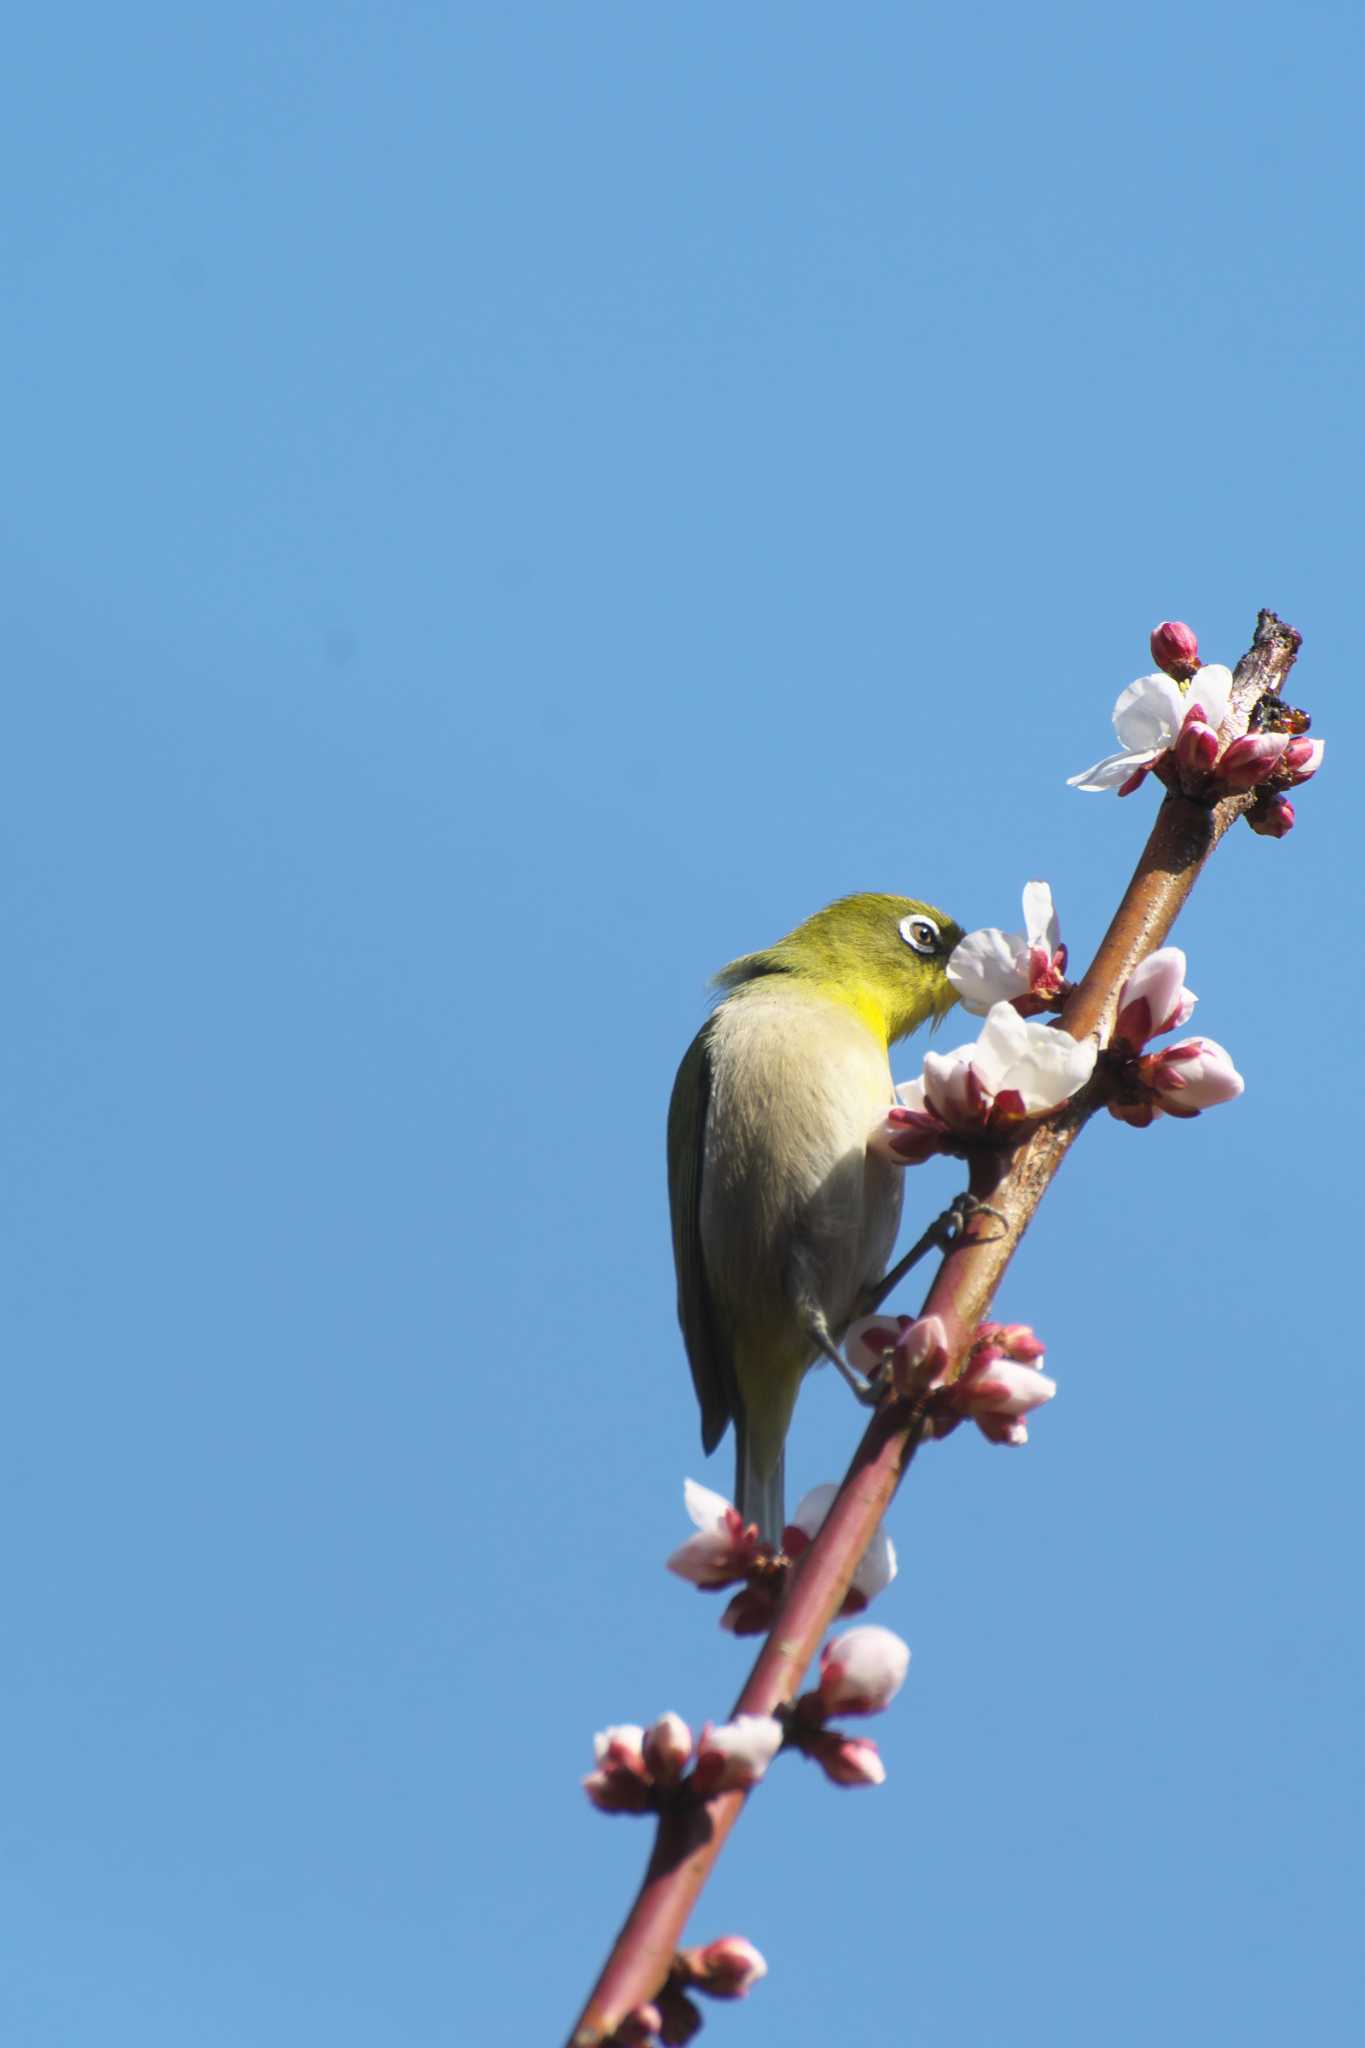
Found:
567,612 -> 1302,2045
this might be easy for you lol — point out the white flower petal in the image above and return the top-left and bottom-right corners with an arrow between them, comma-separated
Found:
1187,662 -> 1233,729
1067,746 -> 1160,792
972,1001 -> 1035,1092
972,1002 -> 1095,1111
789,1482 -> 898,1600
1008,1027 -> 1097,1112
1021,880 -> 1059,956
1112,672 -> 1187,751
921,1040 -> 980,1122
683,1477 -> 732,1530
946,925 -> 1029,1014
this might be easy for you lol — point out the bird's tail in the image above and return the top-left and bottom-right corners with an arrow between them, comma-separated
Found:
734,1415 -> 785,1546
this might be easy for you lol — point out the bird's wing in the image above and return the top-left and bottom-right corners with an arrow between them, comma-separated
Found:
667,1021 -> 735,1454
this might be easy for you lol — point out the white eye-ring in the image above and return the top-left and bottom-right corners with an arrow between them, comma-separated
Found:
898,912 -> 941,956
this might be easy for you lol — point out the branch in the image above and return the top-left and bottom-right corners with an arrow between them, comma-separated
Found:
568,611 -> 1302,2046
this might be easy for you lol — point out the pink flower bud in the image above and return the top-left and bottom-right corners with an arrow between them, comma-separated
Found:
1247,791 -> 1295,838
594,1724 -> 646,1766
1217,732 -> 1289,792
1115,946 -> 1196,1049
677,1936 -> 769,1999
933,1329 -> 1056,1445
843,1314 -> 913,1378
1150,620 -> 1200,679
1144,1036 -> 1244,1113
891,1313 -> 951,1397
962,1356 -> 1059,1416
584,1725 -> 656,1814
875,1102 -> 950,1165
1280,736 -> 1323,785
667,1479 -> 761,1588
817,1625 -> 911,1717
1174,712 -> 1220,784
690,1715 -> 784,1794
807,1729 -> 888,1787
641,1712 -> 693,1784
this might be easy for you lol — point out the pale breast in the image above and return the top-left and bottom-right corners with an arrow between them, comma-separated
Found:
699,985 -> 902,1347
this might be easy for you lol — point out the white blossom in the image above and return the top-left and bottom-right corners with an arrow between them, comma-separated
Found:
1069,664 -> 1233,793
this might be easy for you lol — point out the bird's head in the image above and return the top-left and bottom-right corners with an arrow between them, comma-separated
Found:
715,892 -> 964,1047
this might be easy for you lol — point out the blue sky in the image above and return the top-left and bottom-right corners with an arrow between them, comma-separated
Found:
4,6 -> 1363,2044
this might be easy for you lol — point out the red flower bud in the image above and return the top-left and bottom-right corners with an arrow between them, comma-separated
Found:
1247,792 -> 1295,838
1149,619 -> 1200,680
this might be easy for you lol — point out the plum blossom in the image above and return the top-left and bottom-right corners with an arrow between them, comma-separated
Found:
1114,946 -> 1196,1049
690,1715 -> 785,1795
676,1937 -> 769,2000
1141,1036 -> 1244,1117
584,1725 -> 656,1814
667,1478 -> 762,1588
845,1312 -> 950,1403
815,1625 -> 911,1717
641,1712 -> 693,1785
784,1482 -> 897,1608
1282,736 -> 1325,785
946,881 -> 1071,1017
1108,952 -> 1245,1127
1071,658 -> 1324,807
930,1322 -> 1057,1446
803,1728 -> 888,1787
879,1002 -> 1096,1163
1069,663 -> 1235,795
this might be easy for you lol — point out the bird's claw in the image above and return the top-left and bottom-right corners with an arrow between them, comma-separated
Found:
933,1191 -> 1008,1252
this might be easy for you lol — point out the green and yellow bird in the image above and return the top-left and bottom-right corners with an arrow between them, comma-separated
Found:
667,893 -> 962,1542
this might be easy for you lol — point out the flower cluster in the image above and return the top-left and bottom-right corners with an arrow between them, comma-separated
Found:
845,1313 -> 1056,1447
584,1709 -> 783,1816
1069,622 -> 1323,813
947,882 -> 1071,1018
669,1479 -> 897,1635
583,1624 -> 912,1820
872,1001 -> 1096,1166
1105,947 -> 1244,1128
929,1321 -> 1056,1445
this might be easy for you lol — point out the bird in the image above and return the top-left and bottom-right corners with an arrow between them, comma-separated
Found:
667,892 -> 963,1542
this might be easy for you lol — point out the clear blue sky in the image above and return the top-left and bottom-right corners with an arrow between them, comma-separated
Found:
5,6 -> 1362,2044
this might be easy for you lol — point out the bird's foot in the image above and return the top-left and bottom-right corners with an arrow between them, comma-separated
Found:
825,1340 -> 884,1407
933,1190 -> 1008,1252
854,1192 -> 1009,1319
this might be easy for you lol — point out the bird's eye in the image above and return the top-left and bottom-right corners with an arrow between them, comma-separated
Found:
898,913 -> 941,956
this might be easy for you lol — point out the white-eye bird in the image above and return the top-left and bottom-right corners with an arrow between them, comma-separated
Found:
667,893 -> 963,1542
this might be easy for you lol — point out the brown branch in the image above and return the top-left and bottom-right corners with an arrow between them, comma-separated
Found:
568,612 -> 1302,2046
